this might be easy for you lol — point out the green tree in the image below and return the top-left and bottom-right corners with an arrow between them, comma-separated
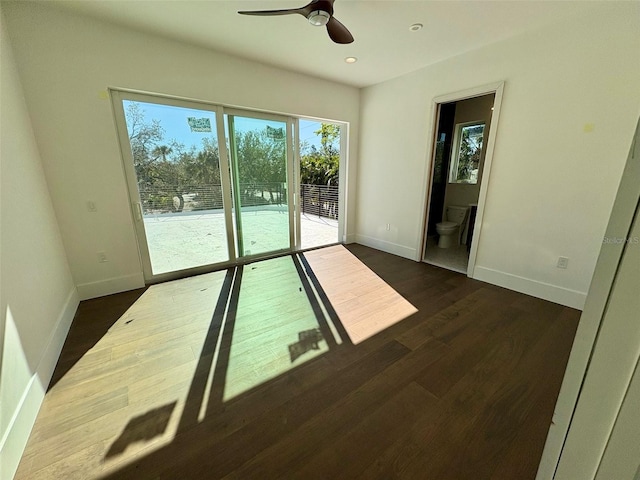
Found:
234,128 -> 286,205
184,137 -> 223,209
300,123 -> 340,186
125,103 -> 223,212
151,144 -> 192,212
456,125 -> 484,182
125,102 -> 164,188
152,145 -> 172,162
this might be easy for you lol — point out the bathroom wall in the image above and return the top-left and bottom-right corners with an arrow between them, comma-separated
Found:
426,102 -> 456,236
442,94 -> 495,215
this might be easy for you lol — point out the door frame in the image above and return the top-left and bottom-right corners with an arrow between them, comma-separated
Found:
418,81 -> 505,277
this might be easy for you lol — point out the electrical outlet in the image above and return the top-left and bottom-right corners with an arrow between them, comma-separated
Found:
557,256 -> 569,269
97,252 -> 108,263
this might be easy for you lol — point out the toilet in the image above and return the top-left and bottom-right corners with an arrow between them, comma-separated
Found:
436,206 -> 469,248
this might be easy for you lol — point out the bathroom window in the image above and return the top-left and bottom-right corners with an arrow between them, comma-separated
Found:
449,122 -> 485,184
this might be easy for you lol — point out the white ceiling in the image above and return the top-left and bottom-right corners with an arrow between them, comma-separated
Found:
47,0 -> 600,88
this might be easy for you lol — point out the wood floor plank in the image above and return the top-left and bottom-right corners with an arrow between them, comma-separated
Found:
277,382 -> 440,480
488,307 -> 580,479
15,244 -> 580,480
393,304 -> 578,479
415,303 -> 525,398
222,339 -> 448,480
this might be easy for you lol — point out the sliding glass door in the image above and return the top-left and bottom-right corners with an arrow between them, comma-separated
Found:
112,92 -> 296,282
226,112 -> 294,257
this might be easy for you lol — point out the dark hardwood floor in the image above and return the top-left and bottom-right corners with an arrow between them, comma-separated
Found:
16,244 -> 580,479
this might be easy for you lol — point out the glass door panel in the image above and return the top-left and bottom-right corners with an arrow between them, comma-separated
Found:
227,113 -> 293,257
116,96 -> 232,278
297,119 -> 341,249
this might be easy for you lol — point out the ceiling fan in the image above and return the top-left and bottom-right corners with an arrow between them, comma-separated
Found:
238,0 -> 354,44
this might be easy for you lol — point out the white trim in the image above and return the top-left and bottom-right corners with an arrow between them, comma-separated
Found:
418,97 -> 441,262
286,117 -> 296,250
294,118 -> 302,250
216,108 -> 236,262
108,90 -> 148,279
355,234 -> 417,260
432,81 -> 506,105
0,287 -> 79,480
467,82 -> 504,278
76,273 -> 144,300
338,123 -> 349,244
473,266 -> 587,309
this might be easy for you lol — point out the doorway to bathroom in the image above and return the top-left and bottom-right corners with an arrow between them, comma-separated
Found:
421,84 -> 503,275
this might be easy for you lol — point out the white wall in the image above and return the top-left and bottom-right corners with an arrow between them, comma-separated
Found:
2,2 -> 360,300
0,7 -> 79,479
443,94 -> 494,217
356,3 -> 640,308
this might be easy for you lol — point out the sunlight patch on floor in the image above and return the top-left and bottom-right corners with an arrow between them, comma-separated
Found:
223,256 -> 329,401
304,245 -> 418,344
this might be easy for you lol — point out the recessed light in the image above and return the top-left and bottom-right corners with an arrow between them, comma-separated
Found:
344,57 -> 358,64
409,23 -> 423,32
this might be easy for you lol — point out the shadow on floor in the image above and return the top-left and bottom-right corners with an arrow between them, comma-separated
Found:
106,402 -> 177,458
48,288 -> 147,391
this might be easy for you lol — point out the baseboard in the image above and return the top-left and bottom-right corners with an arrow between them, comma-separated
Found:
0,287 -> 79,480
354,234 -> 417,261
344,233 -> 357,244
76,272 -> 145,300
473,266 -> 587,310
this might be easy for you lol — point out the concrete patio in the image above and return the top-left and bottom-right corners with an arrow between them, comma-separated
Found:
143,207 -> 338,274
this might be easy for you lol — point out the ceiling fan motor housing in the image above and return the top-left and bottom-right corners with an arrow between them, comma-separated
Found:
308,10 -> 331,26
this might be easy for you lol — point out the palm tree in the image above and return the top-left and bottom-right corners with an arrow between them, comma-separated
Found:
152,145 -> 173,162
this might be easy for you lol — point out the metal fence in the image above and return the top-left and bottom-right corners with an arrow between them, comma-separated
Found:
138,182 -> 338,219
300,184 -> 339,220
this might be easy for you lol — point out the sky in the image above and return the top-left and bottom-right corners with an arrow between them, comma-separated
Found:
124,100 -> 325,152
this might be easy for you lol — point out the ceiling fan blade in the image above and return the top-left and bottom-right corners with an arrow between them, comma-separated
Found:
326,16 -> 353,44
238,8 -> 304,17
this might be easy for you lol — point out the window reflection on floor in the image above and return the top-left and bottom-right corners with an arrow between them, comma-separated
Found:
222,256 -> 330,401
